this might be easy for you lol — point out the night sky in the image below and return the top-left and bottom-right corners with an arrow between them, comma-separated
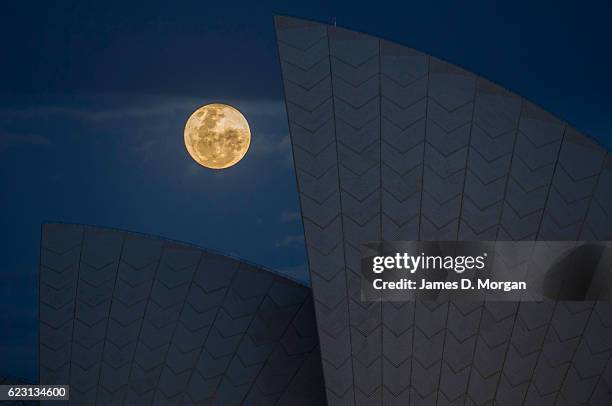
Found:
1,0 -> 611,382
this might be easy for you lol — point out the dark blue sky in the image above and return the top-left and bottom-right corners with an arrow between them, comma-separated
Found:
1,0 -> 611,382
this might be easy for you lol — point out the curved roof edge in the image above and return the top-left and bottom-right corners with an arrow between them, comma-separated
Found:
273,14 -> 610,153
41,222 -> 309,287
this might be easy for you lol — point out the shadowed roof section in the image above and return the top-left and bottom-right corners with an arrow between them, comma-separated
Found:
275,14 -> 612,406
38,223 -> 326,405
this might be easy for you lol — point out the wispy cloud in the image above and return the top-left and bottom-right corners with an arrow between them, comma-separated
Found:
280,210 -> 301,223
0,94 -> 285,121
280,263 -> 310,283
0,93 -> 294,175
248,133 -> 294,169
0,131 -> 50,150
250,134 -> 290,156
274,234 -> 304,248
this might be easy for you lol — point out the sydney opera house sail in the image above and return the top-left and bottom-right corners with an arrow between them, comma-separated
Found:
275,15 -> 612,406
38,223 -> 325,405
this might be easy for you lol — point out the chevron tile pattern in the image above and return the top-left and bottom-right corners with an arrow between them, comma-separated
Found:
38,223 -> 325,405
275,15 -> 612,406
379,40 -> 427,405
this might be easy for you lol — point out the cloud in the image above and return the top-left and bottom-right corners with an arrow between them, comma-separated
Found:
249,134 -> 295,169
280,210 -> 301,223
250,134 -> 290,155
274,234 -> 304,248
279,263 -> 310,283
249,133 -> 293,167
0,93 -> 294,174
0,93 -> 289,151
0,131 -> 50,150
0,94 -> 285,122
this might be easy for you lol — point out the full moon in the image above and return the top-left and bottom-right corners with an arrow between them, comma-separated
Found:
184,103 -> 251,169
